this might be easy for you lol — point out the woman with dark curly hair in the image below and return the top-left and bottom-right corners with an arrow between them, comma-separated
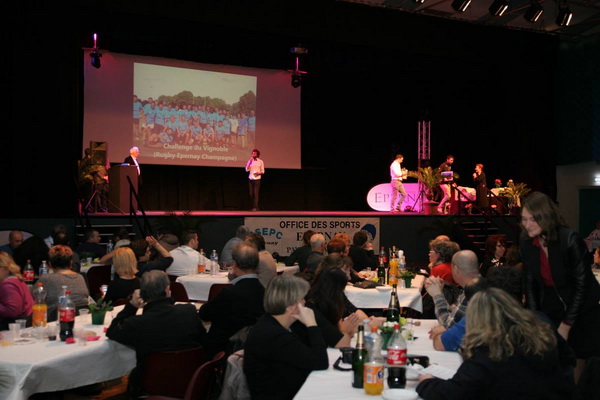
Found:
520,191 -> 600,381
417,288 -> 573,399
479,234 -> 507,277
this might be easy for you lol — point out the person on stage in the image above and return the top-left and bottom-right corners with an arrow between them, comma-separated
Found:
124,146 -> 141,176
438,155 -> 454,214
390,154 -> 407,213
472,163 -> 488,211
246,149 -> 264,211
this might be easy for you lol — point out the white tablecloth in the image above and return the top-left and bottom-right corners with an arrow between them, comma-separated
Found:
176,265 -> 299,301
344,275 -> 425,312
0,311 -> 135,400
294,319 -> 462,399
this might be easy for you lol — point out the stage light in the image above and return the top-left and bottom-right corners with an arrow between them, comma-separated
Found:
489,0 -> 509,16
90,33 -> 102,69
291,73 -> 302,88
451,0 -> 472,12
524,1 -> 544,22
414,0 -> 426,4
556,4 -> 573,26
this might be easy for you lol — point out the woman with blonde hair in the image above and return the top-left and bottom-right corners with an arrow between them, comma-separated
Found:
417,288 -> 573,399
0,252 -> 34,329
104,247 -> 140,304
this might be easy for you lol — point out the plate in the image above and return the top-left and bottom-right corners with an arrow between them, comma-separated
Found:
382,389 -> 419,400
14,338 -> 36,345
376,286 -> 392,292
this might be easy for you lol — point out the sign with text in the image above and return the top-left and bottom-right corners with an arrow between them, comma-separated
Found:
367,183 -> 423,212
244,217 -> 381,257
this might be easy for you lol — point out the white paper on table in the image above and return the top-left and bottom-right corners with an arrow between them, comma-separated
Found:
420,365 -> 456,380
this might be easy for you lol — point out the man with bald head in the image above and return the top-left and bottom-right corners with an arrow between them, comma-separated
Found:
0,230 -> 24,256
425,250 -> 480,329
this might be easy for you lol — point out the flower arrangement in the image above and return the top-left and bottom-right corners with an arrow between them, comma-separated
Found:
494,179 -> 502,188
88,299 -> 113,313
397,269 -> 416,280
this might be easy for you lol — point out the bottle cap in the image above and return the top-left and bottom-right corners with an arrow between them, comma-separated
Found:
371,325 -> 378,333
65,290 -> 71,295
36,282 -> 43,287
394,323 -> 400,329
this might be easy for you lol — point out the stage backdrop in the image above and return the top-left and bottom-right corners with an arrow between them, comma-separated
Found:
245,217 -> 381,257
367,183 -> 423,212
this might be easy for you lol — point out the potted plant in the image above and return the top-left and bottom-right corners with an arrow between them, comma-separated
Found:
503,180 -> 531,210
398,269 -> 416,288
88,300 -> 113,325
407,167 -> 447,215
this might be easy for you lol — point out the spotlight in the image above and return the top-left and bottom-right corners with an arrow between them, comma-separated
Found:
489,0 -> 509,16
291,73 -> 302,88
556,4 -> 573,26
524,1 -> 544,22
90,49 -> 102,69
89,33 -> 102,69
451,0 -> 471,12
414,0 -> 426,4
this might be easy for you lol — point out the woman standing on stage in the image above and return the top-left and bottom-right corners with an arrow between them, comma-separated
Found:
520,191 -> 600,381
472,163 -> 488,211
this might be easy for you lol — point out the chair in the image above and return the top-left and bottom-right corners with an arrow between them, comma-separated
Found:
142,347 -> 205,398
208,283 -> 231,301
171,281 -> 190,302
85,264 -> 112,300
146,351 -> 226,400
219,350 -> 250,400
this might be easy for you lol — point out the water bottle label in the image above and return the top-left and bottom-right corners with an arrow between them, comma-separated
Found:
387,348 -> 407,365
59,308 -> 75,322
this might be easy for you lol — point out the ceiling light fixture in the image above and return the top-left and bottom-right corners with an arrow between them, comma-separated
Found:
451,0 -> 472,12
556,2 -> 573,26
489,0 -> 509,16
524,1 -> 544,22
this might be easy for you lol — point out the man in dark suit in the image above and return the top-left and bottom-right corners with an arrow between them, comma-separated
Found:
123,146 -> 141,176
199,243 -> 265,358
106,270 -> 205,396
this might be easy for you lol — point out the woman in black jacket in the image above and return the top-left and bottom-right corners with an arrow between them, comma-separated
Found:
520,191 -> 600,381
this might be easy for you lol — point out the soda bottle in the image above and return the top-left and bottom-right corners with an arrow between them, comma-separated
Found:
32,282 -> 48,327
59,290 -> 75,341
198,248 -> 207,273
387,323 -> 407,389
377,261 -> 386,285
39,260 -> 49,276
23,259 -> 35,284
352,325 -> 368,388
364,325 -> 384,395
388,249 -> 399,285
386,284 -> 400,322
378,246 -> 387,266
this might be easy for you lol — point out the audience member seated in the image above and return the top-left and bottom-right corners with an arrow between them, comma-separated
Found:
504,244 -> 523,270
39,245 -> 91,321
0,252 -> 33,330
12,235 -> 49,275
52,231 -> 81,272
129,237 -> 173,276
220,225 -> 251,267
417,288 -> 573,400
285,230 -> 315,271
104,247 -> 140,304
75,229 -> 106,259
326,239 -> 364,283
166,230 -> 209,277
593,247 -> 600,270
479,234 -> 506,277
333,233 -> 352,256
106,270 -> 205,398
199,243 -> 264,358
244,276 -> 329,400
348,230 -> 378,272
243,233 -> 276,288
429,239 -> 460,285
424,250 -> 480,328
0,230 -> 24,256
305,264 -> 362,348
44,224 -> 67,249
113,227 -> 132,249
304,233 -> 326,276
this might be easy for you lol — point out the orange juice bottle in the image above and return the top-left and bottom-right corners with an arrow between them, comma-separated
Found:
364,325 -> 384,395
32,283 -> 47,327
388,248 -> 399,285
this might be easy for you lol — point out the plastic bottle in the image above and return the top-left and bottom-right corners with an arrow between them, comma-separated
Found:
364,325 -> 384,395
106,239 -> 114,253
388,249 -> 399,285
39,260 -> 49,276
377,260 -> 386,285
59,290 -> 75,341
398,250 -> 406,271
198,248 -> 207,273
23,259 -> 35,284
352,325 -> 368,388
378,246 -> 387,266
386,284 -> 400,322
363,319 -> 374,348
387,323 -> 407,388
210,249 -> 219,275
32,282 -> 48,327
58,285 -> 68,307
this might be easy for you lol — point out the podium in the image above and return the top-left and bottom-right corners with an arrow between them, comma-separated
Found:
108,166 -> 138,213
